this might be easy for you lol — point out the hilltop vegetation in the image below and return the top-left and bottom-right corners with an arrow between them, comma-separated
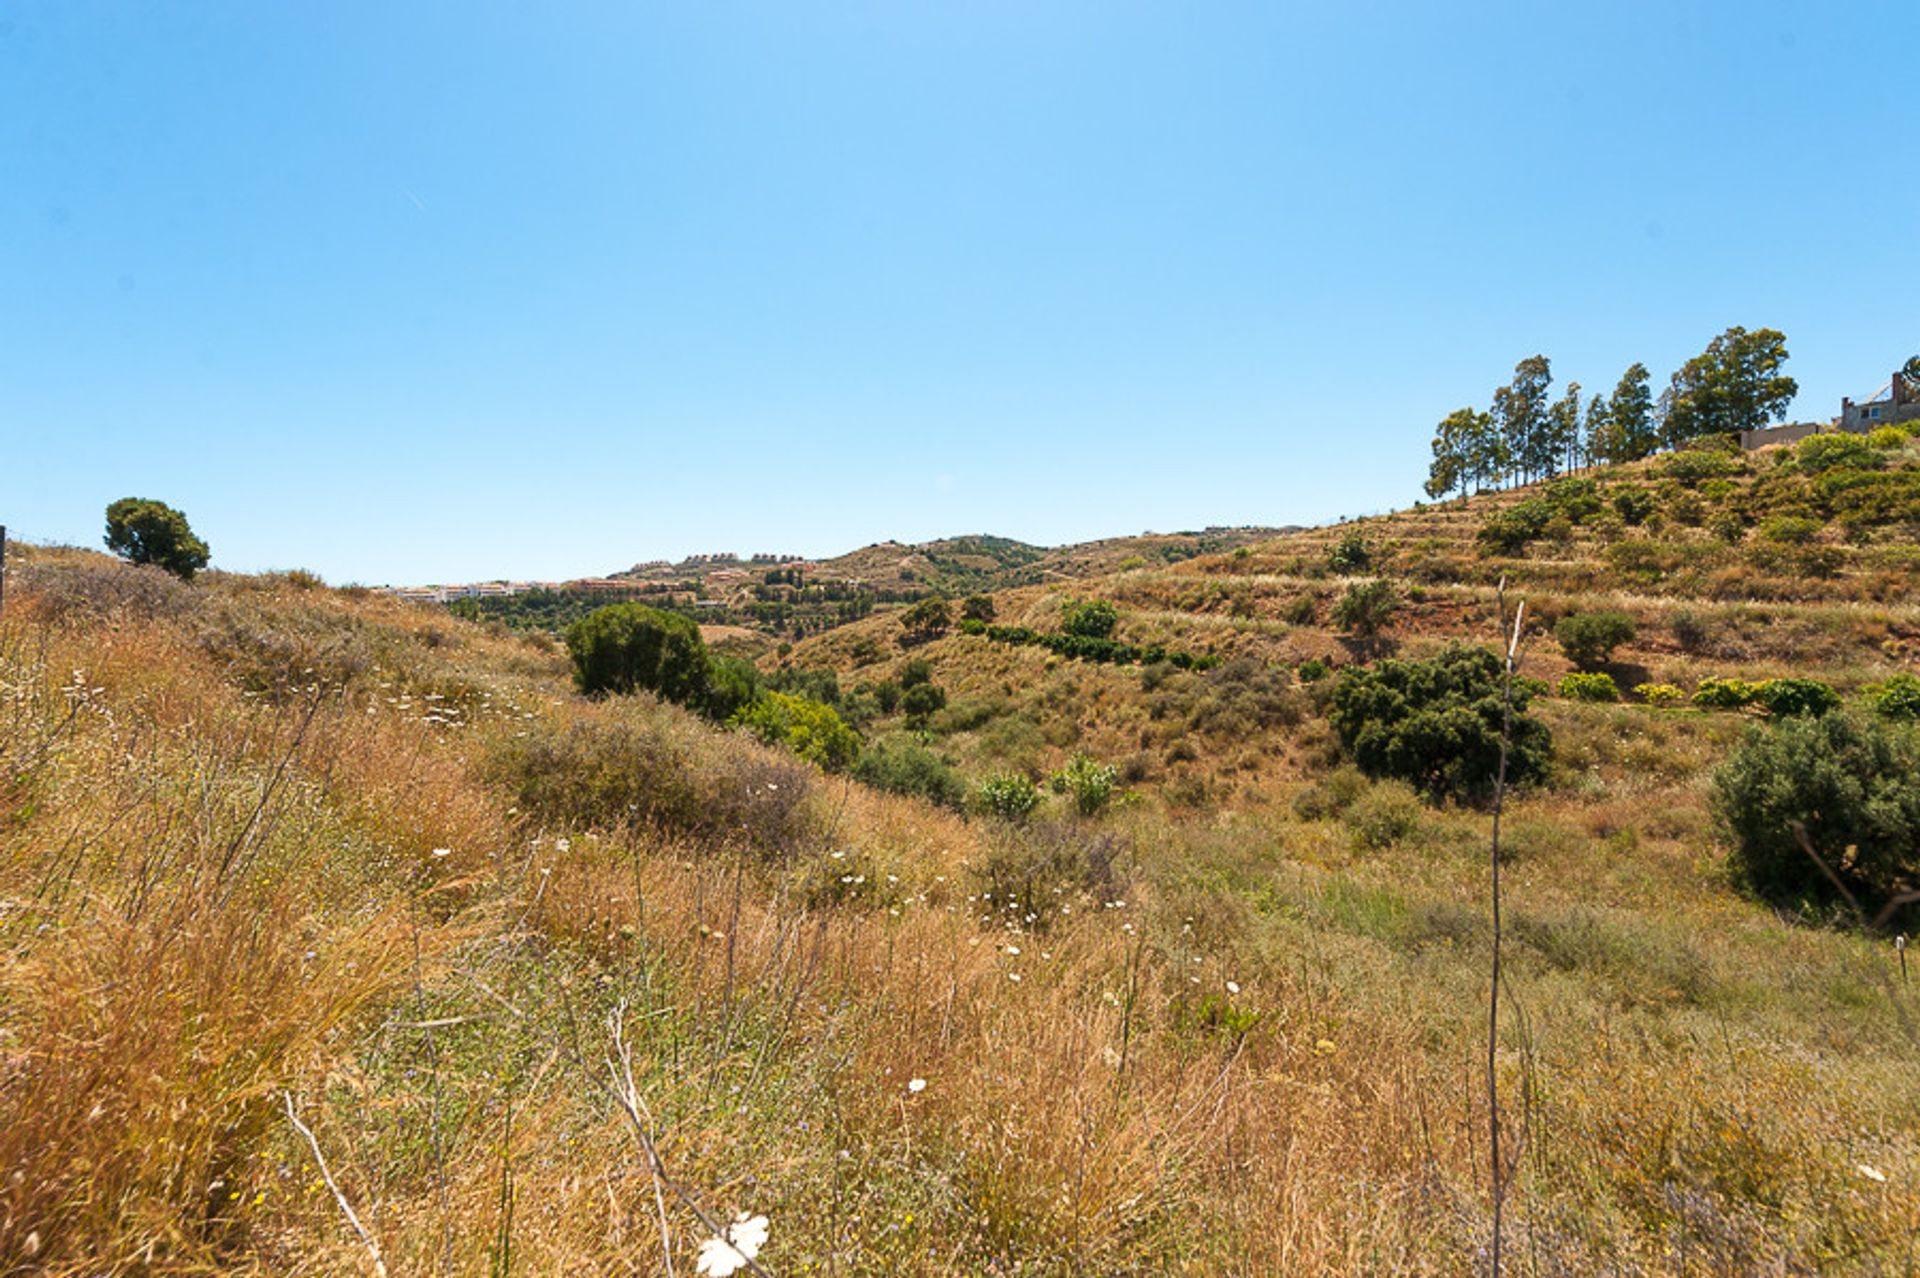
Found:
4,428 -> 1919,1274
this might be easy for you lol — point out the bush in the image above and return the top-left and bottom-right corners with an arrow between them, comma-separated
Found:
976,772 -> 1042,821
103,497 -> 212,581
1612,487 -> 1657,526
1655,448 -> 1746,485
1865,673 -> 1920,720
961,594 -> 996,623
1476,500 -> 1554,555
972,822 -> 1127,928
1753,677 -> 1840,718
1297,657 -> 1330,683
852,736 -> 966,808
1558,672 -> 1620,702
1344,780 -> 1426,849
1713,714 -> 1920,909
1793,433 -> 1882,475
566,603 -> 711,704
704,654 -> 764,721
897,658 -> 934,688
1329,643 -> 1551,802
1061,599 -> 1120,639
1691,677 -> 1760,709
1050,752 -> 1120,816
1868,424 -> 1907,450
900,681 -> 948,723
1634,682 -> 1685,708
1331,579 -> 1398,637
1283,595 -> 1318,625
898,597 -> 952,641
1326,530 -> 1371,573
1555,611 -> 1637,671
1291,764 -> 1370,821
489,701 -> 814,850
731,691 -> 861,771
1757,515 -> 1822,545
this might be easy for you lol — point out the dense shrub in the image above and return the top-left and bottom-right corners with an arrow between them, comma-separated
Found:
1634,682 -> 1685,708
1655,448 -> 1746,485
1543,476 -> 1603,523
1297,657 -> 1330,683
1792,433 -> 1882,475
731,691 -> 861,771
1713,713 -> 1920,909
976,772 -> 1042,821
566,603 -> 710,703
704,654 -> 764,721
1291,764 -> 1370,821
1757,515 -> 1822,545
901,681 -> 948,722
961,594 -> 996,623
489,702 -> 814,849
1611,487 -> 1657,526
1558,672 -> 1620,702
852,736 -> 966,808
898,597 -> 952,641
1691,677 -> 1760,709
1061,599 -> 1120,639
1326,530 -> 1371,573
1753,677 -> 1840,718
1868,425 -> 1907,450
981,624 -> 1214,670
1555,611 -> 1637,671
1331,579 -> 1398,637
1329,643 -> 1551,802
1865,673 -> 1920,720
897,658 -> 934,688
1147,658 -> 1303,737
1476,500 -> 1554,555
1050,753 -> 1120,816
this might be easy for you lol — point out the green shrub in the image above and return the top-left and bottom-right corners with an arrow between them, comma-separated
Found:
961,594 -> 997,623
1713,713 -> 1920,908
1753,677 -> 1840,718
901,681 -> 948,723
1864,673 -> 1920,720
976,772 -> 1042,821
1691,677 -> 1760,709
566,603 -> 710,704
1793,432 -> 1882,475
1326,530 -> 1372,573
1283,594 -> 1318,625
1331,579 -> 1398,637
704,654 -> 764,721
1061,599 -> 1120,639
1757,515 -> 1822,545
898,596 -> 952,641
1558,672 -> 1620,702
1555,611 -> 1636,671
1476,500 -> 1554,555
1297,657 -> 1330,683
1634,682 -> 1685,708
853,736 -> 966,808
1655,448 -> 1746,485
897,658 -> 934,688
1543,476 -> 1603,523
1329,643 -> 1551,802
731,691 -> 861,771
1868,424 -> 1907,450
1612,487 -> 1657,526
1050,752 -> 1120,816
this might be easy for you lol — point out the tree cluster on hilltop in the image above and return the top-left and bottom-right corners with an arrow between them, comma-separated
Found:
1424,327 -> 1797,501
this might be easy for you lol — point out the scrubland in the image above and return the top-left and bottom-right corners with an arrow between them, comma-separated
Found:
5,433 -> 1919,1275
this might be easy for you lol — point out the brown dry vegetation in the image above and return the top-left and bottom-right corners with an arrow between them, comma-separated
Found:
4,431 -> 1920,1275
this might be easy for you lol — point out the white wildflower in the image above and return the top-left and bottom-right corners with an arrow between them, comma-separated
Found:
431,847 -> 452,859
696,1213 -> 768,1276
1226,981 -> 1241,995
1858,1163 -> 1888,1183
907,1078 -> 926,1094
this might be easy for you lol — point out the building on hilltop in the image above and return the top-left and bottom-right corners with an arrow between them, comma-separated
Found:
1739,357 -> 1920,449
1839,359 -> 1920,433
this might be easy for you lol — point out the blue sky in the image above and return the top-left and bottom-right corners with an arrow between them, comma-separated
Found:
3,2 -> 1915,584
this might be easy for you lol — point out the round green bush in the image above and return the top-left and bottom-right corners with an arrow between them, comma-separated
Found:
1753,677 -> 1840,718
1555,611 -> 1637,671
566,603 -> 711,704
1558,672 -> 1620,702
1713,713 -> 1920,909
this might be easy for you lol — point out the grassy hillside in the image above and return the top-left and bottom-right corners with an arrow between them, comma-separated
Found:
3,433 -> 1917,1274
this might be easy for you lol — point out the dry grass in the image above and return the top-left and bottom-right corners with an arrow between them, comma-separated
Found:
2,543 -> 1918,1274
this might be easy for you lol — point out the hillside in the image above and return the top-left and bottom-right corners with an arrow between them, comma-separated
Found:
3,432 -> 1918,1274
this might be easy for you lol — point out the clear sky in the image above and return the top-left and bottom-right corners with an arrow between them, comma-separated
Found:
4,2 -> 1916,584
